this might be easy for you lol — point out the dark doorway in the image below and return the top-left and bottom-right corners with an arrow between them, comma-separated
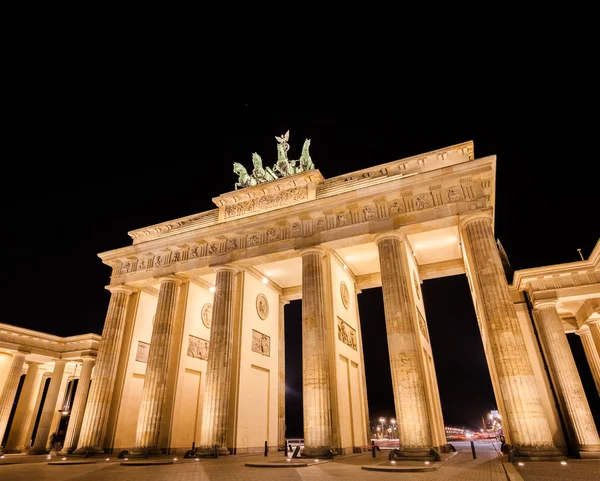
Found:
30,377 -> 51,446
284,300 -> 303,438
358,275 -> 498,436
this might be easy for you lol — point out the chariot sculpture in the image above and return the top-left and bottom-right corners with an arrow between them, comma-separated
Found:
233,130 -> 315,190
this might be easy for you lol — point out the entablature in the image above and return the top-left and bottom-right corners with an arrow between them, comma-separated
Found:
103,154 -> 496,286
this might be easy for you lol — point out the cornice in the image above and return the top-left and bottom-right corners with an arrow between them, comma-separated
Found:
511,238 -> 600,291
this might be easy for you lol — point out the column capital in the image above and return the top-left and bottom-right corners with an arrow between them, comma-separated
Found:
157,275 -> 183,285
576,325 -> 591,336
459,209 -> 494,229
106,285 -> 135,295
532,299 -> 560,309
279,298 -> 290,306
25,360 -> 44,367
586,318 -> 600,327
80,356 -> 96,363
214,264 -> 240,274
299,246 -> 327,257
52,359 -> 68,366
374,231 -> 404,245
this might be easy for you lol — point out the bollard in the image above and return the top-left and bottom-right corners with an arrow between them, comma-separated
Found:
264,441 -> 268,457
214,444 -> 219,459
470,440 -> 476,459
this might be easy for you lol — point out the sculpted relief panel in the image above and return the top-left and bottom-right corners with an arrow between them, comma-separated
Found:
136,341 -> 150,363
187,335 -> 209,360
251,329 -> 270,356
201,303 -> 213,329
337,317 -> 357,350
224,186 -> 308,219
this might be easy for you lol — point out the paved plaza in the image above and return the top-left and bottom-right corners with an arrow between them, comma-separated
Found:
1,440 -> 597,481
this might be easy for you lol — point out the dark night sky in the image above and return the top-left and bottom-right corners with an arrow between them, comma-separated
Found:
3,52 -> 599,437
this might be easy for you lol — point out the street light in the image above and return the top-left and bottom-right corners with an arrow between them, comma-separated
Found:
379,417 -> 386,438
390,419 -> 397,437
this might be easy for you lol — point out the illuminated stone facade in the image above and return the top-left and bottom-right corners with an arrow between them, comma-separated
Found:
1,140 -> 599,459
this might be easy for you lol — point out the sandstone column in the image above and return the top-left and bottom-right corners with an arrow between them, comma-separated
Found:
132,276 -> 181,455
300,247 -> 333,457
198,266 -> 238,455
60,357 -> 95,454
460,212 -> 559,457
75,286 -> 133,454
4,362 -> 43,452
588,318 -> 600,374
278,299 -> 289,450
533,301 -> 600,457
577,326 -> 600,396
28,359 -> 67,454
375,233 -> 432,457
0,351 -> 27,446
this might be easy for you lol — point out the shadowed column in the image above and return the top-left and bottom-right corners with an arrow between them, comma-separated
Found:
576,327 -> 600,396
198,266 -> 238,455
375,232 -> 432,457
4,361 -> 43,452
534,301 -> 600,457
28,359 -> 66,454
132,276 -> 181,455
300,247 -> 333,458
60,357 -> 95,454
75,286 -> 133,454
0,351 -> 27,445
461,212 -> 559,458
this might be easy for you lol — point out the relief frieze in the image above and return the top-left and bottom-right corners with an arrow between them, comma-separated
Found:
224,186 -> 308,219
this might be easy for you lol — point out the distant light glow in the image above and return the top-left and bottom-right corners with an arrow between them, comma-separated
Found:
518,462 -> 524,466
62,457 -> 66,460
195,458 -> 199,461
209,286 -> 216,293
314,459 -> 319,463
262,277 -> 269,284
343,264 -> 347,270
391,460 -> 396,464
560,461 -> 567,465
173,458 -> 178,461
424,461 -> 430,465
106,458 -> 110,461
124,458 -> 129,460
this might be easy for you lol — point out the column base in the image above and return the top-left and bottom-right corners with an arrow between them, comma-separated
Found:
58,447 -> 74,455
27,448 -> 50,455
2,449 -> 24,454
389,446 -> 436,461
511,445 -> 563,461
129,447 -> 164,457
195,445 -> 230,457
300,446 -> 335,458
577,446 -> 600,459
73,446 -> 105,455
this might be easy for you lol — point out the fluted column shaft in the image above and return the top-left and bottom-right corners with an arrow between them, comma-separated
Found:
28,360 -> 66,454
534,303 -> 600,454
75,287 -> 133,453
60,358 -> 95,453
4,362 -> 43,452
0,352 -> 27,445
461,214 -> 557,455
198,267 -> 237,455
301,249 -> 333,457
278,299 -> 288,450
588,320 -> 600,375
133,277 -> 181,454
577,327 -> 600,396
376,234 -> 432,455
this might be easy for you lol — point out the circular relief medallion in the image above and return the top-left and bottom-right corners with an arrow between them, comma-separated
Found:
340,281 -> 350,309
201,303 -> 213,329
256,293 -> 269,320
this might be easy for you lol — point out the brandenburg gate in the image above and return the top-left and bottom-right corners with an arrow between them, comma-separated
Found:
1,135 -> 599,460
